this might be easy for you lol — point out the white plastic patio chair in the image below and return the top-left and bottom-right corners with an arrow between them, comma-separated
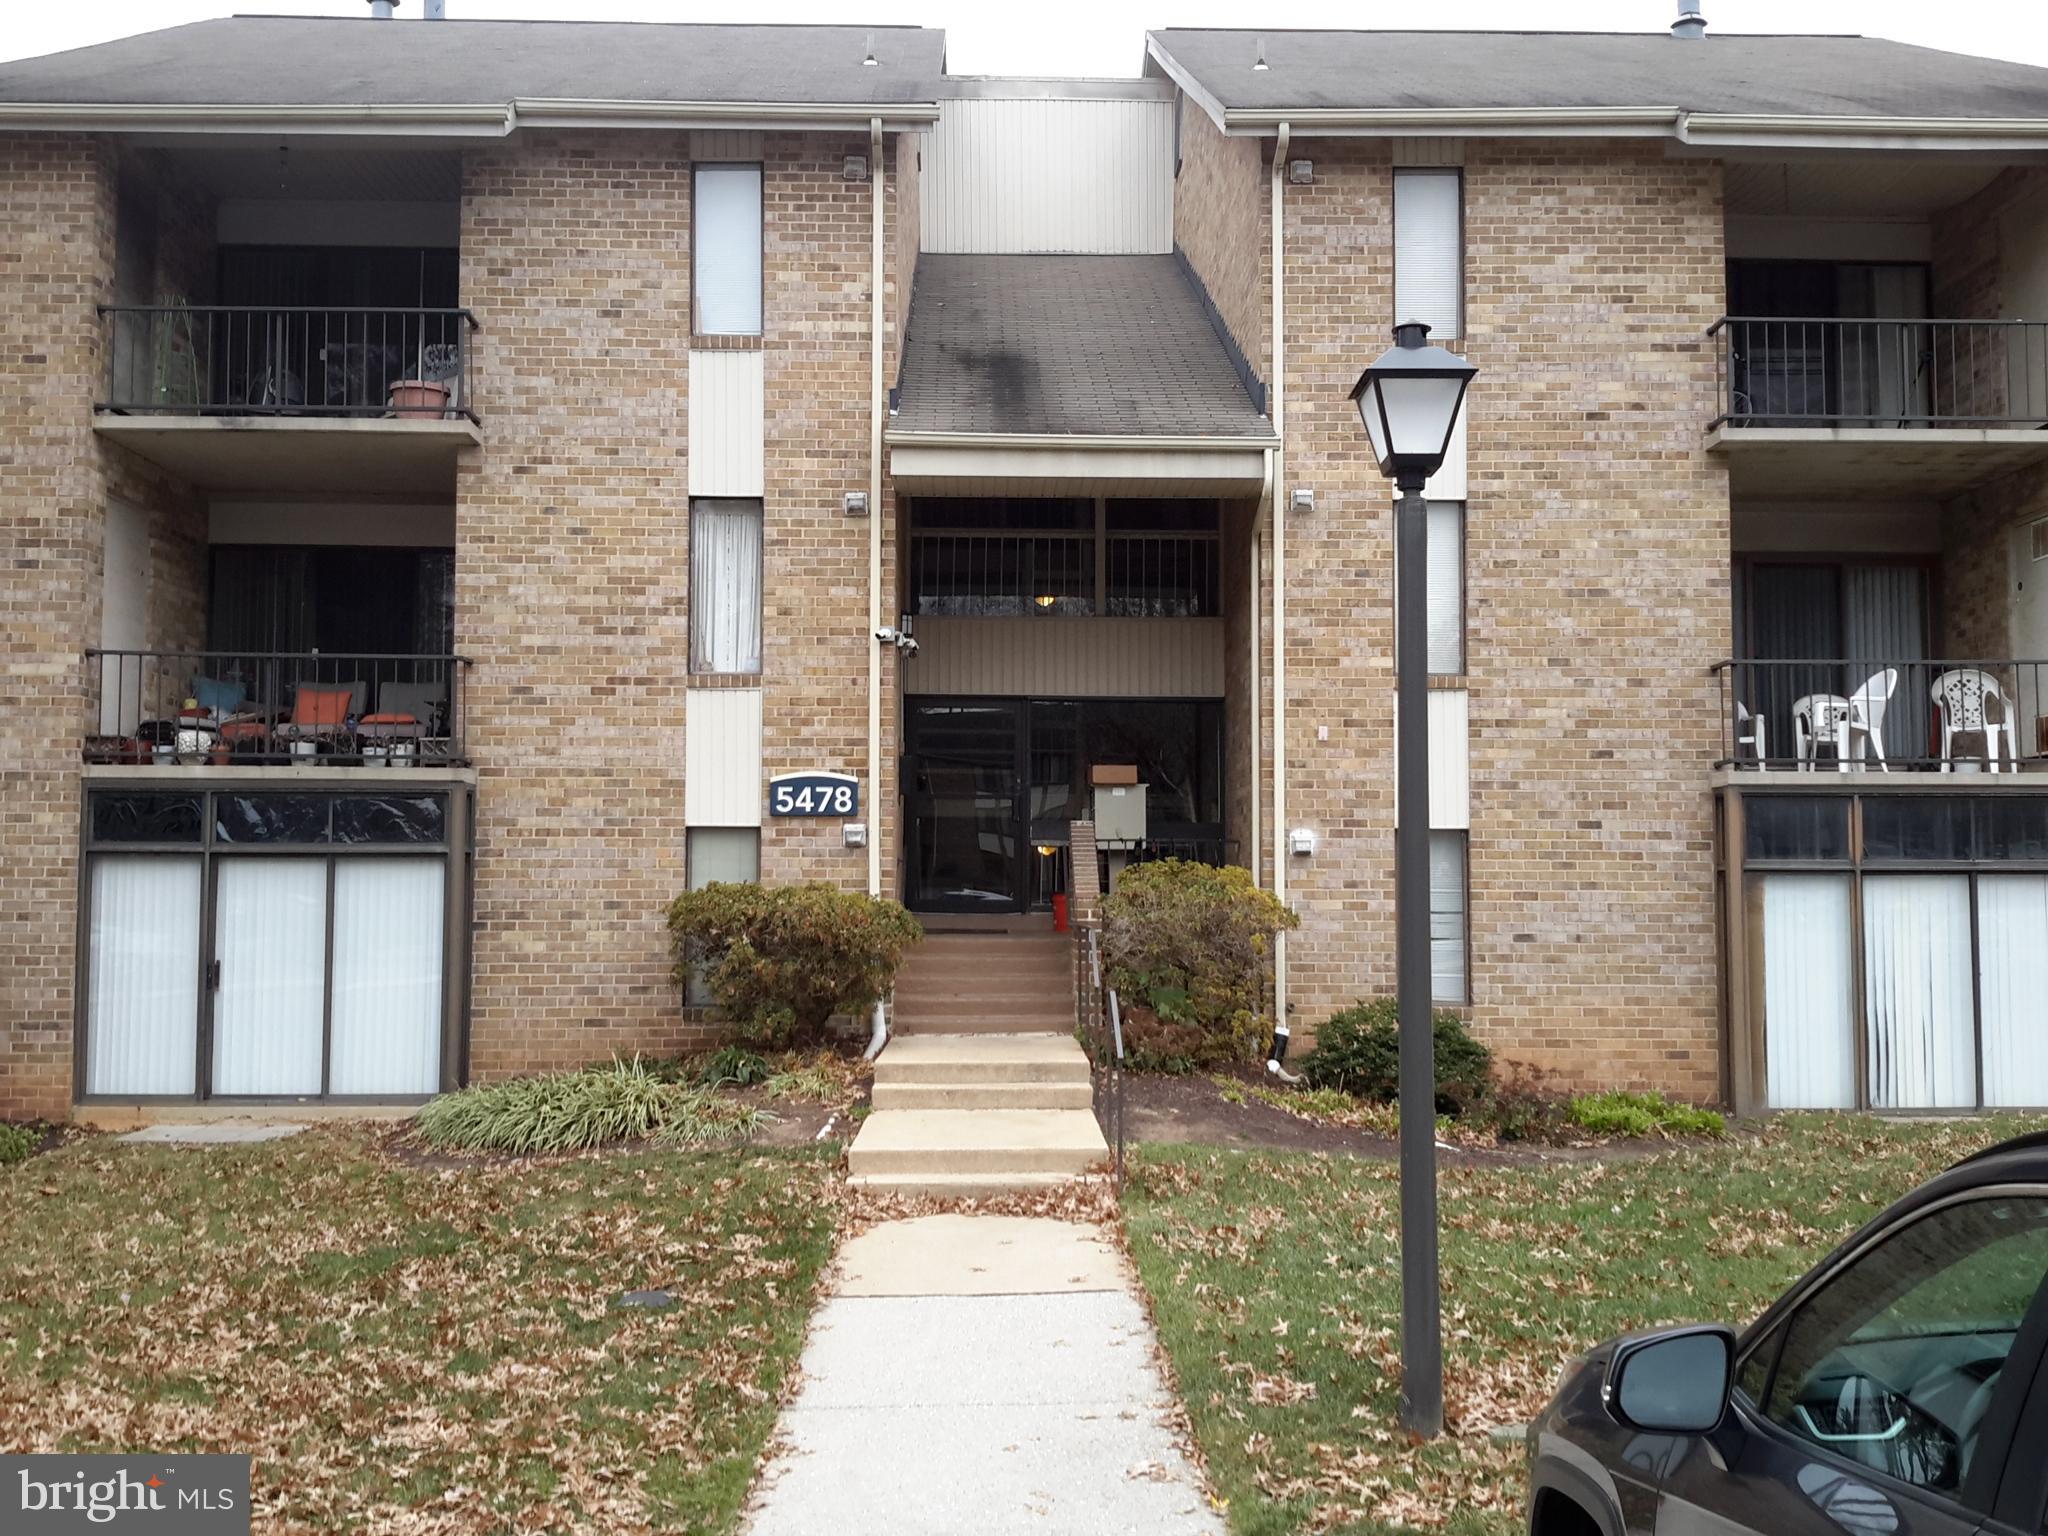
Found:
1734,702 -> 1768,766
1843,668 -> 1897,772
1793,693 -> 1851,772
1931,668 -> 2019,772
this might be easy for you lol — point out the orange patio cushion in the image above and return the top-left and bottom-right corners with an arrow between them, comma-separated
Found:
291,685 -> 354,728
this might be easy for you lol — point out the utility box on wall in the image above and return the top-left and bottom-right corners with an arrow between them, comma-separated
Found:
1092,782 -> 1147,847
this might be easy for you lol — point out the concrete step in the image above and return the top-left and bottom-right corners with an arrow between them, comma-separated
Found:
845,1170 -> 1102,1199
871,1079 -> 1093,1112
846,1108 -> 1109,1178
893,1009 -> 1076,1030
875,1034 -> 1090,1085
896,957 -> 1073,981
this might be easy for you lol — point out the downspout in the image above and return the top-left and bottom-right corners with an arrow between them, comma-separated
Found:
1267,121 -> 1294,1078
1249,465 -> 1265,890
866,115 -> 889,1060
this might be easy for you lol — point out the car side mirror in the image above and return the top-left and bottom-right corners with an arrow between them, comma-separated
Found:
1605,1325 -> 1736,1435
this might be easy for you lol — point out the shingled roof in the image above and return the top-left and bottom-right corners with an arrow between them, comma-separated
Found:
0,17 -> 945,110
1146,29 -> 2048,121
894,256 -> 1273,440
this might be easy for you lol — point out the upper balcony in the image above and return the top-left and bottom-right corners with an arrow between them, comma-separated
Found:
1707,316 -> 2048,499
94,304 -> 481,497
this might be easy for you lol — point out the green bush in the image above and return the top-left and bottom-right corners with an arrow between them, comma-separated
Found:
1298,998 -> 1493,1112
0,1122 -> 36,1167
695,1045 -> 773,1089
416,1057 -> 766,1154
1568,1090 -> 1725,1139
1102,860 -> 1298,1069
666,883 -> 922,1049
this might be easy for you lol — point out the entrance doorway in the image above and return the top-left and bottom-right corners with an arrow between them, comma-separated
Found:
902,697 -> 1225,913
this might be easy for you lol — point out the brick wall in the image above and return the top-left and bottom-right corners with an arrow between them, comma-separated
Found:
1273,139 -> 1730,1099
1173,103 -> 1268,389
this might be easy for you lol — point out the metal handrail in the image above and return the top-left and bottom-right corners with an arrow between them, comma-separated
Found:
1077,925 -> 1125,1191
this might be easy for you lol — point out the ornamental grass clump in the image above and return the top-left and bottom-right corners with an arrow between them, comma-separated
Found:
1567,1089 -> 1726,1139
415,1056 -> 766,1154
0,1122 -> 36,1167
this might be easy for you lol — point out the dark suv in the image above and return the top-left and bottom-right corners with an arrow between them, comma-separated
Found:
1527,1132 -> 2048,1536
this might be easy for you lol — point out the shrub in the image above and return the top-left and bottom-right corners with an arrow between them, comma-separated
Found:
1481,1060 -> 1569,1142
0,1122 -> 36,1167
416,1057 -> 765,1154
1568,1090 -> 1726,1139
666,883 -> 922,1049
1298,998 -> 1493,1112
695,1046 -> 773,1089
1118,1007 -> 1217,1075
1102,860 -> 1298,1069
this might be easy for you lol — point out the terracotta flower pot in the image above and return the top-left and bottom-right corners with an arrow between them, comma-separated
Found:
389,380 -> 451,419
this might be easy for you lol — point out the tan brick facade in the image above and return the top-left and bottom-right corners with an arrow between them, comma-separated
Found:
1173,103 -> 1269,390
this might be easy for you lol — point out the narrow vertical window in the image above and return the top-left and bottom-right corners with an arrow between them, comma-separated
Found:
690,498 -> 764,674
1426,501 -> 1464,675
1394,169 -> 1462,339
686,828 -> 761,1006
694,163 -> 763,336
1429,829 -> 1469,1005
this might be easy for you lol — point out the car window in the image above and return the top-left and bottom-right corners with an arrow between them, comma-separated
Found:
1736,1322 -> 1781,1407
1763,1194 -> 2048,1498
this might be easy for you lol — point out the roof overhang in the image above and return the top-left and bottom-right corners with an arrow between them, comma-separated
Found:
0,98 -> 940,137
1145,36 -> 2048,152
888,430 -> 1274,498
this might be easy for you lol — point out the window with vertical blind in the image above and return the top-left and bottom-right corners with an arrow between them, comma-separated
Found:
690,499 -> 764,673
693,163 -> 763,336
1429,830 -> 1468,1005
686,828 -> 761,1006
1426,502 -> 1464,674
1394,169 -> 1462,339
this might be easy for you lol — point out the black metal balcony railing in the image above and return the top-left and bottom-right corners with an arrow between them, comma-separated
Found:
97,306 -> 479,420
1714,659 -> 2048,772
84,650 -> 472,768
1709,317 -> 2048,429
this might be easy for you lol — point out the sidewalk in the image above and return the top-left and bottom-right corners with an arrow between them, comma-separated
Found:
742,1213 -> 1225,1536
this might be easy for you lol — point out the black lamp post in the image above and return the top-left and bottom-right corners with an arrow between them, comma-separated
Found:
1348,320 -> 1476,1440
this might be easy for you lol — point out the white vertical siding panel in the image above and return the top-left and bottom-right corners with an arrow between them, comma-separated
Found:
686,688 -> 764,825
687,350 -> 765,497
922,97 -> 1174,254
1392,688 -> 1470,830
910,618 -> 1223,696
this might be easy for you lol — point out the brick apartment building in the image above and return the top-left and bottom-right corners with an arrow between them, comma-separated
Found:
3,7 -> 2048,1122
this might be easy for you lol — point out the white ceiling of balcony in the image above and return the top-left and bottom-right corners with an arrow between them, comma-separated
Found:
142,142 -> 462,203
1724,160 -> 2006,220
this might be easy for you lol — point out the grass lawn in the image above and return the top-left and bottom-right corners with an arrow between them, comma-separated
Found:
1123,1114 -> 2048,1536
0,1124 -> 838,1535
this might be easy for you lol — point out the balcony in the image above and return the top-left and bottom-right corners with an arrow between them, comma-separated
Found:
1707,317 -> 2048,498
93,305 -> 481,496
1714,658 -> 2048,775
84,649 -> 472,771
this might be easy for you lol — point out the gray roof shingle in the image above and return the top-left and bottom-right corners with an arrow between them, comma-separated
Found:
895,255 -> 1273,439
1147,29 -> 2048,120
0,17 -> 945,107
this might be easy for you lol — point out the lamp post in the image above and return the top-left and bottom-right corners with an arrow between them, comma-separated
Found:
1349,321 -> 1476,1440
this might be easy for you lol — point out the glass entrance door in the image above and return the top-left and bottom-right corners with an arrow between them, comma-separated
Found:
905,701 -> 1025,912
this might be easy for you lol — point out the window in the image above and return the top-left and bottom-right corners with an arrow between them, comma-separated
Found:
1430,830 -> 1468,1005
1762,1195 -> 2048,1496
694,163 -> 763,336
1426,502 -> 1464,674
1745,797 -> 1851,863
686,828 -> 760,1006
1394,169 -> 1461,339
690,499 -> 763,673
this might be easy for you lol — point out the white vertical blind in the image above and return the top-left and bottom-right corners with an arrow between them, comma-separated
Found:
86,856 -> 202,1096
211,858 -> 327,1096
1863,875 -> 1977,1110
1761,874 -> 1856,1110
329,859 -> 444,1096
1980,874 -> 2048,1108
1426,502 -> 1464,675
1429,830 -> 1468,1005
690,499 -> 763,673
693,164 -> 763,335
1394,170 -> 1462,339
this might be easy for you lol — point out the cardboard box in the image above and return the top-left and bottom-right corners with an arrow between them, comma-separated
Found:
1089,763 -> 1139,786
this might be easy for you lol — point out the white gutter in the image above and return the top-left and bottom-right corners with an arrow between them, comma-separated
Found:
0,98 -> 940,136
866,115 -> 889,1063
1249,447 -> 1267,892
1268,120 -> 1291,1074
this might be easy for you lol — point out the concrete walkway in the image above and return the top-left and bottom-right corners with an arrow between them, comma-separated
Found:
743,1214 -> 1224,1536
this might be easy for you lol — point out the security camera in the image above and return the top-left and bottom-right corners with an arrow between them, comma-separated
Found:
899,636 -> 918,658
873,626 -> 903,645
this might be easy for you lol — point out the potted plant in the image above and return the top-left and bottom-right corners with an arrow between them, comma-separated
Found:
388,379 -> 451,419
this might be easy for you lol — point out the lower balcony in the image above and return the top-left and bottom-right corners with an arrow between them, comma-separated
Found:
84,649 -> 471,770
1715,658 -> 2048,775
